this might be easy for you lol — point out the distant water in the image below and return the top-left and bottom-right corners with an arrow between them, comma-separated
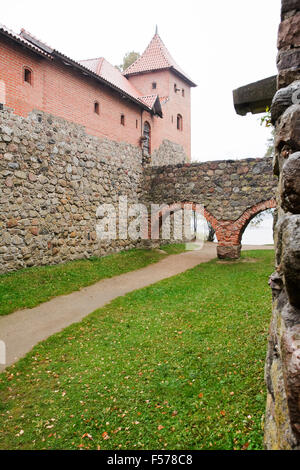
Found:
197,213 -> 274,246
241,214 -> 274,245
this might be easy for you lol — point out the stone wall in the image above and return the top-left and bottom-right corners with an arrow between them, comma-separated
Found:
144,157 -> 277,258
264,0 -> 300,450
0,107 -> 145,273
151,139 -> 187,166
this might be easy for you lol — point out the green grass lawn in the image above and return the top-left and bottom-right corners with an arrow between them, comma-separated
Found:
0,250 -> 274,450
0,244 -> 186,317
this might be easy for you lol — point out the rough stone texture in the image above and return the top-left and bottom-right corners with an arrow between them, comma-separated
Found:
281,0 -> 300,20
0,101 -> 277,271
281,152 -> 300,212
144,158 -> 276,221
0,107 -> 146,273
278,12 -> 300,49
271,81 -> 300,123
264,1 -> 300,450
277,49 -> 300,72
278,69 -> 300,89
217,245 -> 241,260
144,160 -> 277,255
275,104 -> 300,150
151,139 -> 187,166
281,215 -> 300,308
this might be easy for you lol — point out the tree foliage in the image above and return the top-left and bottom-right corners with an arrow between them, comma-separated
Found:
260,107 -> 275,158
117,51 -> 140,72
249,208 -> 274,227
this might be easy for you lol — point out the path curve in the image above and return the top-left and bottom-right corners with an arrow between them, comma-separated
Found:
0,243 -> 273,371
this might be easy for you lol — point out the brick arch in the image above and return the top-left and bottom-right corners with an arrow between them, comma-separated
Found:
214,198 -> 276,258
150,201 -> 221,240
150,198 -> 276,258
233,198 -> 276,244
237,198 -> 276,243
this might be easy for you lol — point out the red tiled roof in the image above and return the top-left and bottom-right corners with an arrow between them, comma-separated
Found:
138,94 -> 162,117
79,57 -> 143,101
123,33 -> 196,87
0,24 -> 165,116
0,24 -> 52,58
80,59 -> 162,116
138,94 -> 158,108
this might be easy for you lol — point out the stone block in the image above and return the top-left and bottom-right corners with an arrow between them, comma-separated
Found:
217,245 -> 241,259
271,81 -> 300,123
278,12 -> 300,48
275,104 -> 300,151
277,49 -> 300,72
278,70 -> 300,90
281,215 -> 300,308
281,152 -> 300,212
281,0 -> 300,20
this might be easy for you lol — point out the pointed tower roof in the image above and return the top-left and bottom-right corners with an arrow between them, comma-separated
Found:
123,32 -> 196,87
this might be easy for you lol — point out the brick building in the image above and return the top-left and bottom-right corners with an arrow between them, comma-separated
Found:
0,24 -> 196,161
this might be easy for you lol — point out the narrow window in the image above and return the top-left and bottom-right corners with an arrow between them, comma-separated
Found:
143,122 -> 151,154
94,101 -> 100,115
152,82 -> 157,90
174,83 -> 178,93
24,68 -> 32,85
182,89 -> 185,97
136,119 -> 138,129
177,114 -> 183,131
121,114 -> 125,126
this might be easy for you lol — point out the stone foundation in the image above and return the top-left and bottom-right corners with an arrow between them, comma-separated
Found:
217,245 -> 241,260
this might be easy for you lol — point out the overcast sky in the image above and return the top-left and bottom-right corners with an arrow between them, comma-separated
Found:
2,0 -> 281,161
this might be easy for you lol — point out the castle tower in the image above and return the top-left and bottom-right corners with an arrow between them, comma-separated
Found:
124,29 -> 196,162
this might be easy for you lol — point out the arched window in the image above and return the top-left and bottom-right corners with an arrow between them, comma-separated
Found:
94,101 -> 100,115
24,67 -> 32,85
177,114 -> 183,131
143,122 -> 151,154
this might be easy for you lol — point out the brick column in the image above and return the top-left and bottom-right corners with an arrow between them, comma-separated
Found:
215,223 -> 241,259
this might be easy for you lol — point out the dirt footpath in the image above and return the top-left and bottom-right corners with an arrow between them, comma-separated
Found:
0,243 -> 273,371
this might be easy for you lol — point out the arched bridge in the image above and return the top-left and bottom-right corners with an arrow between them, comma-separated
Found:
144,156 -> 277,258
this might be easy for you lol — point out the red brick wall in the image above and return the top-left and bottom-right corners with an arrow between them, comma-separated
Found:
129,70 -> 192,159
0,37 -> 192,159
0,38 -> 44,116
0,37 -> 153,147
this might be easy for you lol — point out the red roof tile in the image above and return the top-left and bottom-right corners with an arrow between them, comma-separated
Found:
138,94 -> 158,108
79,57 -> 144,102
138,94 -> 162,117
0,24 -> 52,58
0,24 -> 165,115
123,33 -> 196,87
